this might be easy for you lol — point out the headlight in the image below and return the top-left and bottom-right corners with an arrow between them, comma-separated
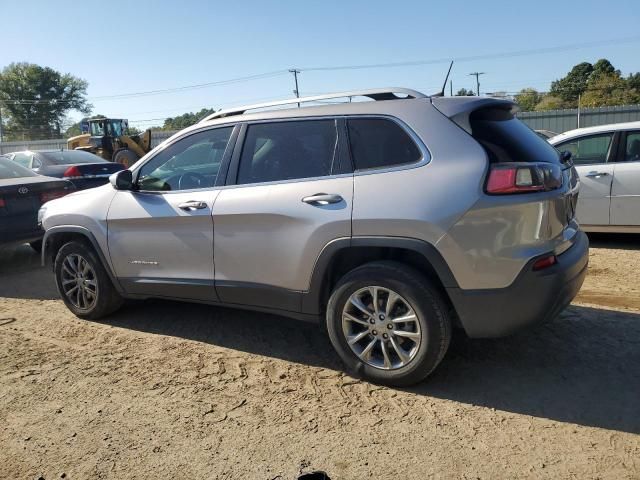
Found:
37,206 -> 47,227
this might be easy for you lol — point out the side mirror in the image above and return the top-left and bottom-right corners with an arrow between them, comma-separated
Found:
110,169 -> 133,190
560,150 -> 572,164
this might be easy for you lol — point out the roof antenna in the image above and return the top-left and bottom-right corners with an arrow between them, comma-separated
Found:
432,61 -> 454,97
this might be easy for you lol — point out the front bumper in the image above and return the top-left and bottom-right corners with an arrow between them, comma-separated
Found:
446,230 -> 589,338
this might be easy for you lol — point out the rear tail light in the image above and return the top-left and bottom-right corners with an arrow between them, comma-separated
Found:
532,254 -> 557,271
0,197 -> 5,208
486,162 -> 562,195
63,166 -> 82,178
40,190 -> 69,203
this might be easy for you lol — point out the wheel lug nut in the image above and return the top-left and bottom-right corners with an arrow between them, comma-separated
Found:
372,330 -> 377,335
387,323 -> 393,329
369,318 -> 375,324
383,333 -> 388,339
379,314 -> 385,320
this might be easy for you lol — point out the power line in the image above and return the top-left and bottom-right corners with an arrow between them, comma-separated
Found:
299,36 -> 640,72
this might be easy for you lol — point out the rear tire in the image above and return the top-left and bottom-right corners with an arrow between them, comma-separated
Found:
113,149 -> 139,168
326,261 -> 451,387
54,241 -> 123,319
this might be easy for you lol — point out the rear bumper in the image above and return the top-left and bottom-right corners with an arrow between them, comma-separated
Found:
446,230 -> 589,338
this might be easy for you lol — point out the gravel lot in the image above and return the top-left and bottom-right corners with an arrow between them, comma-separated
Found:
1,235 -> 639,479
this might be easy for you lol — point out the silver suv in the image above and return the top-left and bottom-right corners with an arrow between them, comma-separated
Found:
39,88 -> 588,386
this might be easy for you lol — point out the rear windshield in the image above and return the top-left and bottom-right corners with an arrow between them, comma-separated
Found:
470,107 -> 560,164
39,150 -> 104,165
0,156 -> 37,179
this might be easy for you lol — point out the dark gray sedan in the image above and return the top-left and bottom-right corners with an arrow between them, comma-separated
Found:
0,157 -> 75,251
3,150 -> 124,190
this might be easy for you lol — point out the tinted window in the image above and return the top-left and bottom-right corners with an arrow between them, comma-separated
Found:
0,157 -> 37,179
347,118 -> 421,170
237,120 -> 337,184
556,133 -> 613,165
39,150 -> 104,165
138,127 -> 232,191
11,152 -> 33,168
624,132 -> 640,162
471,107 -> 560,164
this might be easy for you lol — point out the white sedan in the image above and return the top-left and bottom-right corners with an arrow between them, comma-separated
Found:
550,121 -> 640,233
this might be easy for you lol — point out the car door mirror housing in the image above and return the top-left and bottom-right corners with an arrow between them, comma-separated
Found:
560,150 -> 572,164
110,169 -> 133,190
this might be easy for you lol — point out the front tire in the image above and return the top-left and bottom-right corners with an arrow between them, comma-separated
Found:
326,261 -> 452,387
54,241 -> 123,319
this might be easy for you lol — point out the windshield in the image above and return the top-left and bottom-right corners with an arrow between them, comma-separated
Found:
0,156 -> 38,179
90,121 -> 105,136
39,150 -> 104,165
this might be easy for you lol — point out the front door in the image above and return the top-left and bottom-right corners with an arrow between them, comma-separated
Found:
556,132 -> 616,226
611,131 -> 640,226
107,125 -> 235,300
212,119 -> 352,312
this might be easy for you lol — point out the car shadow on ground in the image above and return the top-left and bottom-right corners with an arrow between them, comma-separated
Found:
587,232 -> 640,249
97,299 -> 640,435
2,240 -> 639,434
0,244 -> 58,300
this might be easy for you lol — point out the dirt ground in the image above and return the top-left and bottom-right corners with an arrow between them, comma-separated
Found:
1,234 -> 639,480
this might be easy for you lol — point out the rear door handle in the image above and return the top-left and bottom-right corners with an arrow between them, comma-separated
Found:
585,171 -> 609,178
302,193 -> 343,205
178,200 -> 208,210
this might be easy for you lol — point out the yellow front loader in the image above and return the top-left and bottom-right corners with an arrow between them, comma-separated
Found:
67,118 -> 152,168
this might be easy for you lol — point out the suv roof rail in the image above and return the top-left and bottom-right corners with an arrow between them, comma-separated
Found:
199,87 -> 428,122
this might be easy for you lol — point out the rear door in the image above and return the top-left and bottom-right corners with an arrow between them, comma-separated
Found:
610,130 -> 640,226
554,132 -> 616,226
212,118 -> 352,312
107,125 -> 237,300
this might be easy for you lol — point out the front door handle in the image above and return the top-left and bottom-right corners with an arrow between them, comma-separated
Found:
585,171 -> 610,178
178,200 -> 208,211
302,193 -> 343,205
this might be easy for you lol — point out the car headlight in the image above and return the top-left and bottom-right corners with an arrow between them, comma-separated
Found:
37,206 -> 47,227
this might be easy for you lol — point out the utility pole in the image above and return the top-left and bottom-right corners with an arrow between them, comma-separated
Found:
468,72 -> 485,96
289,69 -> 301,107
577,94 -> 581,128
449,80 -> 453,96
0,106 -> 3,143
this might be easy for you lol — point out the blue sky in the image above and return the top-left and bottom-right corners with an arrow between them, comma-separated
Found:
2,0 -> 639,128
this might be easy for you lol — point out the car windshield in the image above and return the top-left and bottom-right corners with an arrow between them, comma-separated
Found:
0,156 -> 38,179
39,150 -> 104,165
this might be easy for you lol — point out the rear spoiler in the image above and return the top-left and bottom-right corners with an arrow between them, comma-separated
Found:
430,97 -> 518,134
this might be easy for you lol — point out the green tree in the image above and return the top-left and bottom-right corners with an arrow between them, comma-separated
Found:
455,88 -> 475,96
0,62 -> 91,140
549,61 -> 593,104
591,58 -> 617,79
534,94 -> 566,111
581,72 -> 640,107
514,88 -> 542,111
163,107 -> 216,130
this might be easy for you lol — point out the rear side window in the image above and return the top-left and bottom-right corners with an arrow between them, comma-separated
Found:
624,132 -> 640,162
11,152 -> 33,168
39,150 -> 104,165
555,133 -> 613,165
237,120 -> 337,184
470,108 -> 560,164
0,157 -> 37,179
347,118 -> 421,170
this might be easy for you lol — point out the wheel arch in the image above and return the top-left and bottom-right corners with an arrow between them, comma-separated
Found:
302,237 -> 460,316
42,226 -> 123,293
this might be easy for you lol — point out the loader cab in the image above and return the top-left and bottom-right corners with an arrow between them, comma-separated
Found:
89,118 -> 129,138
87,118 -> 130,159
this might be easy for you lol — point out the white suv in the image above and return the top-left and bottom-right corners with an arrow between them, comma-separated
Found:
550,121 -> 640,232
